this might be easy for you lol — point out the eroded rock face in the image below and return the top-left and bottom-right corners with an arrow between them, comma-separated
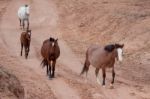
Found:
0,66 -> 24,99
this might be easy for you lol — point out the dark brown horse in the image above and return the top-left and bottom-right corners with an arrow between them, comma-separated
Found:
41,37 -> 60,79
80,44 -> 124,87
20,29 -> 31,59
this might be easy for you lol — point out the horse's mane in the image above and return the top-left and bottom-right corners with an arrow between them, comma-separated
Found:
114,44 -> 124,48
104,43 -> 124,52
104,44 -> 115,52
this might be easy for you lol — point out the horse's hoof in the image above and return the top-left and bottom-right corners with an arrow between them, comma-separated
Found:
102,85 -> 106,88
48,76 -> 52,79
96,81 -> 101,85
109,84 -> 114,89
49,77 -> 52,80
110,84 -> 113,87
48,75 -> 53,80
51,75 -> 55,78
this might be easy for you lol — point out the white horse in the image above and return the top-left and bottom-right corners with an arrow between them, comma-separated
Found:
18,5 -> 30,29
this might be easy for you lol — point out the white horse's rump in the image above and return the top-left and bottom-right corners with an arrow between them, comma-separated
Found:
18,5 -> 30,29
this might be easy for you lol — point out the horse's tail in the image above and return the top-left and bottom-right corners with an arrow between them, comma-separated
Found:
80,59 -> 90,75
41,59 -> 48,68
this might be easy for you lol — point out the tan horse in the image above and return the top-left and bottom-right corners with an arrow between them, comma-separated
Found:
80,44 -> 124,86
41,37 -> 60,79
20,29 -> 31,59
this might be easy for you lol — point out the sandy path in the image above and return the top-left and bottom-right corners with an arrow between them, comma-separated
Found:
0,0 -> 81,99
0,0 -> 150,99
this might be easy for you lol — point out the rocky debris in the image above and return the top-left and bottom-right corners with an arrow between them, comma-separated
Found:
0,66 -> 24,99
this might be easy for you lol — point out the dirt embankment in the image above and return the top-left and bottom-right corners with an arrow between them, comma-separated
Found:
0,66 -> 24,99
54,0 -> 150,85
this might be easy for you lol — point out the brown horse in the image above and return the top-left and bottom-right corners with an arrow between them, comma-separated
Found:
41,37 -> 60,79
20,29 -> 31,59
80,44 -> 124,86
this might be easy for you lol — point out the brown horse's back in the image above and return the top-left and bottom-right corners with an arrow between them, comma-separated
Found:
87,45 -> 115,68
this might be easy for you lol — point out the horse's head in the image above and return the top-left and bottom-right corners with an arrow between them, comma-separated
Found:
49,37 -> 58,47
26,29 -> 31,40
54,38 -> 58,46
25,5 -> 30,16
104,43 -> 124,62
115,44 -> 124,62
25,4 -> 28,7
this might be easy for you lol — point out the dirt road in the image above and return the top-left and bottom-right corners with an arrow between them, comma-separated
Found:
0,0 -> 149,99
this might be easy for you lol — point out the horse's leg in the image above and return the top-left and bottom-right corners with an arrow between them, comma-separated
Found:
20,43 -> 23,56
27,45 -> 30,56
51,60 -> 56,78
27,48 -> 29,59
28,47 -> 30,54
28,40 -> 30,52
20,19 -> 23,29
27,19 -> 29,30
23,20 -> 25,30
85,61 -> 90,78
24,46 -> 26,58
46,64 -> 49,76
102,68 -> 106,86
95,68 -> 101,85
111,67 -> 115,86
25,46 -> 28,59
48,61 -> 52,79
19,19 -> 21,26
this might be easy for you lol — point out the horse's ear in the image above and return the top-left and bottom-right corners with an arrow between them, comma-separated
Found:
121,44 -> 124,48
25,4 -> 28,7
